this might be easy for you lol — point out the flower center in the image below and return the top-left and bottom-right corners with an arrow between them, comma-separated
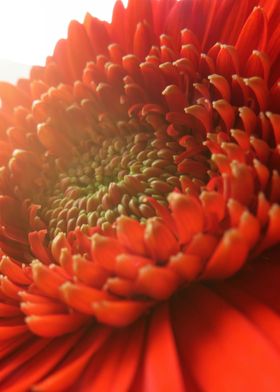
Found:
39,129 -> 185,237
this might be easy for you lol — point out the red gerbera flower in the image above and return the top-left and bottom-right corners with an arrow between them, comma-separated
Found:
0,0 -> 280,390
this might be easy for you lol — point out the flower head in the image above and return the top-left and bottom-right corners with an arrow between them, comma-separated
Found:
0,0 -> 280,390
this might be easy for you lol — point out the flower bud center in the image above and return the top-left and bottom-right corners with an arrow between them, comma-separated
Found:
39,130 -> 185,237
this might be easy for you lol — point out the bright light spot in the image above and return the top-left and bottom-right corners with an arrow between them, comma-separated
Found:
0,0 -> 128,82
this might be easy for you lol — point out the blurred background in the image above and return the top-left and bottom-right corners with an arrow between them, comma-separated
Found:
0,0 -> 127,83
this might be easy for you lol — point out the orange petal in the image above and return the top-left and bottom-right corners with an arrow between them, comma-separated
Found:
0,256 -> 31,285
91,233 -> 125,272
26,314 -> 88,337
60,282 -> 113,315
73,255 -> 109,288
136,265 -> 179,300
169,193 -> 204,244
92,299 -> 151,327
116,253 -> 153,280
116,216 -> 146,255
144,217 -> 179,261
203,228 -> 249,279
31,261 -> 66,299
169,253 -> 203,281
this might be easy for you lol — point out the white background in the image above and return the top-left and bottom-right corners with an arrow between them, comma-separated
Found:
0,0 -> 128,82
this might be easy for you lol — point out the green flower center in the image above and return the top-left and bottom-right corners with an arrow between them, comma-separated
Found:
39,130 -> 184,237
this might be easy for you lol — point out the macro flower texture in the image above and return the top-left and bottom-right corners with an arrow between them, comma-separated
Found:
0,0 -> 280,390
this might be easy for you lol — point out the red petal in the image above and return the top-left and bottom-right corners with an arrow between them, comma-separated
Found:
162,84 -> 187,112
110,0 -> 126,49
84,14 -> 110,55
142,304 -> 185,391
212,280 -> 280,351
0,303 -> 21,317
0,256 -> 31,285
266,112 -> 280,145
165,1 -> 193,51
125,0 -> 153,52
172,284 -> 280,391
216,45 -> 239,79
0,332 -> 83,390
245,50 -> 271,82
0,82 -> 30,108
0,324 -> 28,340
67,21 -> 94,79
236,6 -> 268,63
0,338 -> 49,381
133,21 -> 154,60
53,39 -> 73,83
33,327 -> 111,391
